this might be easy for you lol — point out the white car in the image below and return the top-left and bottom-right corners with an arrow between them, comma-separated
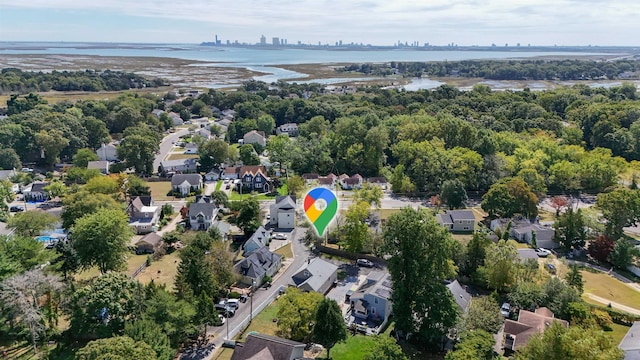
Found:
273,233 -> 287,240
500,302 -> 511,317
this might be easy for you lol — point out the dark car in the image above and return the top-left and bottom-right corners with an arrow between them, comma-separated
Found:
263,281 -> 272,289
239,294 -> 248,303
9,206 -> 24,212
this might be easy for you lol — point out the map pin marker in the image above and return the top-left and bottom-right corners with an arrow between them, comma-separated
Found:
303,187 -> 338,237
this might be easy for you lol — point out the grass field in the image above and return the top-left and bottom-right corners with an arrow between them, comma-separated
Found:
235,299 -> 281,341
0,87 -> 174,105
146,181 -> 173,201
166,153 -> 199,160
327,335 -> 378,360
229,190 -> 278,201
215,180 -> 222,191
582,270 -> 640,311
379,208 -> 400,220
135,251 -> 181,290
606,322 -> 631,345
274,243 -> 293,259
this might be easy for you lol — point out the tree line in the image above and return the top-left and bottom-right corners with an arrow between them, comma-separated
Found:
338,59 -> 640,80
0,68 -> 167,94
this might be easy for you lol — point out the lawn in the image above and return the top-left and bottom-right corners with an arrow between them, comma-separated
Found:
214,348 -> 234,360
324,335 -> 377,360
166,153 -> 199,160
229,190 -> 278,201
135,251 -> 182,290
581,270 -> 640,311
379,208 -> 400,220
274,243 -> 293,259
215,180 -> 222,191
235,299 -> 281,341
75,253 -> 149,281
606,322 -> 631,345
146,181 -> 173,201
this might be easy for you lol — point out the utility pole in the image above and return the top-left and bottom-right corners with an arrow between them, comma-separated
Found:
226,308 -> 229,340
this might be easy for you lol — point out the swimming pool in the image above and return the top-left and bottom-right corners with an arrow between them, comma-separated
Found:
36,236 -> 53,242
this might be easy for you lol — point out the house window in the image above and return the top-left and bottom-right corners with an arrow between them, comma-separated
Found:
374,298 -> 378,304
371,307 -> 376,314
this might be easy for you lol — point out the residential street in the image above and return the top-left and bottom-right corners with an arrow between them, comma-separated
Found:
195,225 -> 309,359
153,128 -> 189,172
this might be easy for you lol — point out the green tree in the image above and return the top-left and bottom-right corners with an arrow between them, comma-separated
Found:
461,232 -> 491,277
516,322 -> 623,360
390,164 -> 416,194
462,296 -> 503,334
7,210 -> 57,237
354,182 -> 384,208
340,201 -> 370,253
445,330 -> 495,360
481,177 -> 538,218
508,281 -> 545,311
117,134 -> 158,175
286,175 -> 305,196
72,208 -> 133,273
125,174 -> 151,197
43,180 -> 67,198
73,148 -> 99,168
239,144 -> 260,165
236,197 -> 260,235
76,336 -> 156,360
198,139 -> 229,172
554,207 -> 587,252
277,287 -> 324,342
257,114 -> 276,135
267,134 -> 293,174
210,190 -> 229,207
596,188 -> 640,240
0,148 -> 21,170
61,191 -> 121,229
68,273 -> 145,339
0,179 -> 14,221
85,175 -> 120,195
481,240 -> 519,292
609,238 -> 640,270
313,298 -> 347,359
83,116 -> 110,150
124,319 -> 174,360
143,286 -> 198,347
440,179 -> 468,210
34,129 -> 70,167
383,207 -> 458,348
542,277 -> 581,320
565,264 -> 584,294
362,335 -> 408,360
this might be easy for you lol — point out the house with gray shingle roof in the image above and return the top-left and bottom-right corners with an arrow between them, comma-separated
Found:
188,197 -> 218,231
436,210 -> 476,232
349,270 -> 393,325
230,333 -> 307,360
619,321 -> 640,360
171,174 -> 203,197
234,246 -> 283,286
243,226 -> 271,256
291,258 -> 338,294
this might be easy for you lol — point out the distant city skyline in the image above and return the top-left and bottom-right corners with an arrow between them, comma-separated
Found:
0,0 -> 639,46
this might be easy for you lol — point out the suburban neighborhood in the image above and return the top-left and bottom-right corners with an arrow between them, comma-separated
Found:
1,77 -> 640,360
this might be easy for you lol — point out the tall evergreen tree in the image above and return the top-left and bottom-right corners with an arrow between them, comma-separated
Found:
312,298 -> 347,359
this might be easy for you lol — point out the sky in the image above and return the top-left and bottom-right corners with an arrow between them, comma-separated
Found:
0,0 -> 638,46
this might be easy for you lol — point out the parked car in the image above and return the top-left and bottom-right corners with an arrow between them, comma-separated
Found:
9,206 -> 24,212
546,263 -> 556,274
273,233 -> 287,240
263,281 -> 272,289
239,294 -> 248,303
356,259 -> 374,268
214,314 -> 226,326
226,299 -> 240,310
500,302 -> 511,317
536,248 -> 550,257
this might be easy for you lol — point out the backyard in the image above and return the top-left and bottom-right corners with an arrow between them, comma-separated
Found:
166,153 -> 199,160
135,251 -> 182,290
145,181 -> 173,201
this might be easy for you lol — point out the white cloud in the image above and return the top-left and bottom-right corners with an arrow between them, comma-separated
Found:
1,0 -> 638,44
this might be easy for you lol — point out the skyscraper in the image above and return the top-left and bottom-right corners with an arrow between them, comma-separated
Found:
272,37 -> 280,46
260,35 -> 266,45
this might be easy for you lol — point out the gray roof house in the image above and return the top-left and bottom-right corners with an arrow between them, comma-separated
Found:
436,210 -> 476,232
291,258 -> 338,294
446,280 -> 472,313
171,174 -> 203,197
349,271 -> 393,327
135,232 -> 163,254
491,218 -> 558,249
0,169 -> 17,181
24,182 -> 49,202
128,196 -> 160,234
243,226 -> 271,256
234,246 -> 283,286
620,321 -> 640,360
230,333 -> 307,360
188,199 -> 218,231
503,308 -> 568,352
87,160 -> 111,174
269,195 -> 296,229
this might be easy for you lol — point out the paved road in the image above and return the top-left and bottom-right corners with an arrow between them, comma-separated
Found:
199,225 -> 309,359
153,129 -> 189,172
585,293 -> 640,315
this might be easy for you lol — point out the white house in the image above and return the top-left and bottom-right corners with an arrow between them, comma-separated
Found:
221,166 -> 239,180
205,169 -> 220,181
188,200 -> 218,231
269,195 -> 296,229
170,174 -> 203,197
160,158 -> 198,174
491,218 -> 558,249
96,143 -> 119,162
291,258 -> 338,294
127,196 -> 161,235
276,123 -> 299,137
243,130 -> 267,147
340,174 -> 363,190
